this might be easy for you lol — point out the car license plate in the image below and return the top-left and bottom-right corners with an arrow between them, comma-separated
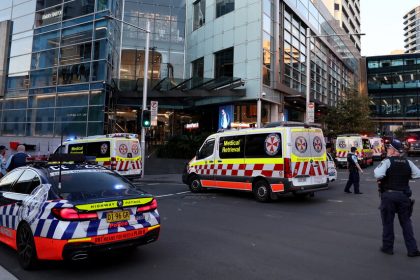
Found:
337,158 -> 346,162
297,177 -> 306,182
106,210 -> 130,223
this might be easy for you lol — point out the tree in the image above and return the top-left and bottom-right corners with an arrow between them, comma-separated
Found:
322,87 -> 374,137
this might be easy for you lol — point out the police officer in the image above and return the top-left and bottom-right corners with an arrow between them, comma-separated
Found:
344,146 -> 364,194
5,144 -> 28,172
374,138 -> 420,257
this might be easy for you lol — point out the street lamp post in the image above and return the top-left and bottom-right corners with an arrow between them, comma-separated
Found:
105,15 -> 150,178
305,28 -> 365,123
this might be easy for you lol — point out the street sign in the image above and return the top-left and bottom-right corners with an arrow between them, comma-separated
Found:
307,102 -> 315,123
150,100 -> 158,126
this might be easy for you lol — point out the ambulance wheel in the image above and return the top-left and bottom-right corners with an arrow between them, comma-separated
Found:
17,223 -> 38,270
189,175 -> 203,193
253,180 -> 271,202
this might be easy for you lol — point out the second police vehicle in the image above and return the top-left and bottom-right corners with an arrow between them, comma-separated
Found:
183,122 -> 329,202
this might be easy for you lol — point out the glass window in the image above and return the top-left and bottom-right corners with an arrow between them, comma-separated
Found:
12,0 -> 36,19
10,37 -> 33,57
31,48 -> 59,69
216,0 -> 234,18
8,54 -> 31,74
7,73 -> 29,91
0,169 -> 23,191
28,95 -> 56,108
27,108 -> 54,122
61,23 -> 93,46
193,0 -> 205,31
60,42 -> 92,65
0,8 -> 12,21
214,47 -> 234,78
92,60 -> 107,81
219,135 -> 244,159
11,169 -> 41,194
192,57 -> 204,78
62,0 -> 94,21
12,13 -> 35,34
68,141 -> 110,158
1,122 -> 26,136
54,122 -> 87,137
27,122 -> 54,136
197,138 -> 214,160
88,106 -> 104,122
30,67 -> 58,87
94,20 -> 107,40
245,133 -> 282,158
33,30 -> 60,51
58,62 -> 90,84
36,0 -> 62,11
3,98 -> 27,110
55,106 -> 88,122
97,0 -> 109,11
87,121 -> 103,135
35,5 -> 63,27
2,109 -> 26,123
56,92 -> 89,107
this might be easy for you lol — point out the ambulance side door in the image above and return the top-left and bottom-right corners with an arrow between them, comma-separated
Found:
195,137 -> 217,185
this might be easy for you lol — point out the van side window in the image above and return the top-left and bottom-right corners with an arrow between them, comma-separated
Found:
68,142 -> 110,158
219,136 -> 245,159
245,133 -> 282,158
197,139 -> 215,160
362,139 -> 371,149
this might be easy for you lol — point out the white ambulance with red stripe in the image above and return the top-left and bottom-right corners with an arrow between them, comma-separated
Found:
369,137 -> 386,160
182,122 -> 329,202
335,134 -> 374,168
54,134 -> 142,178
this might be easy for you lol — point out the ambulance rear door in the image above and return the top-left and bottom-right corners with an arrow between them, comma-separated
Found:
114,139 -> 142,176
290,128 -> 327,186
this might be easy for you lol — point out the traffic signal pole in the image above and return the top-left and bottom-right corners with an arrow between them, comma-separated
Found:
140,21 -> 150,179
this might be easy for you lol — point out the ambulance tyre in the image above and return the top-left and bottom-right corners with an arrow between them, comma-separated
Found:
189,175 -> 203,193
253,179 -> 271,202
17,222 -> 38,270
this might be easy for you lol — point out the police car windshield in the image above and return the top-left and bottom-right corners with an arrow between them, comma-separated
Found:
48,165 -> 142,201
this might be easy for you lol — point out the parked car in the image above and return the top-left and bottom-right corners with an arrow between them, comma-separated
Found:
327,153 -> 337,182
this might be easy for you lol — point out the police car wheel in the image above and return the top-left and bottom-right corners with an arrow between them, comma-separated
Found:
17,223 -> 38,270
253,180 -> 271,202
189,176 -> 203,193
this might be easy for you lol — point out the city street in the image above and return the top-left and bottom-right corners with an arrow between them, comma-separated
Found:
1,159 -> 420,280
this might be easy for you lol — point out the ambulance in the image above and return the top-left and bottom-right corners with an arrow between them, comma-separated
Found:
182,122 -> 329,202
369,137 -> 386,160
54,133 -> 142,178
335,134 -> 374,168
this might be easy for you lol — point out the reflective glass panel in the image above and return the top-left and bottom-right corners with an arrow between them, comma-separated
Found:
9,54 -> 31,74
10,37 -> 33,56
33,30 -> 60,51
30,67 -> 58,87
12,0 -> 36,19
62,0 -> 94,20
60,42 -> 92,65
31,48 -> 59,69
58,62 -> 91,84
61,23 -> 93,46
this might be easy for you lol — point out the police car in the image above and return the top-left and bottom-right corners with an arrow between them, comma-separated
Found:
0,158 -> 160,269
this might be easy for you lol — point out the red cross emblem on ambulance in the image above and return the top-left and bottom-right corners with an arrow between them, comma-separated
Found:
264,133 -> 281,156
295,136 -> 307,153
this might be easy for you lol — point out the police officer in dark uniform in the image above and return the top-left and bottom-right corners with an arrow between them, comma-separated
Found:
344,146 -> 364,194
374,138 -> 420,257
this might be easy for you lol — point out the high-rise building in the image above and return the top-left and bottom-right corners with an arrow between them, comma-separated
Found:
322,0 -> 361,53
403,5 -> 420,54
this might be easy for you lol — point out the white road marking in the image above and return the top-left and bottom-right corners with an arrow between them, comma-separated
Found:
328,199 -> 343,203
155,191 -> 191,198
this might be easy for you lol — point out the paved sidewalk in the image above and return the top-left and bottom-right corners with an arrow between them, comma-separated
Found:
0,266 -> 17,280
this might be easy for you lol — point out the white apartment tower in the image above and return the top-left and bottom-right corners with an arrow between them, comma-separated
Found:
404,5 -> 420,53
323,0 -> 361,53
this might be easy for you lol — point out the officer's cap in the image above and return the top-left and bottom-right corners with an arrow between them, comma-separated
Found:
388,139 -> 403,153
350,147 -> 357,152
0,145 -> 7,151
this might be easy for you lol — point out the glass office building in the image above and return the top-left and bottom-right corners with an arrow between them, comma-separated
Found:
366,53 -> 420,130
0,0 -> 122,139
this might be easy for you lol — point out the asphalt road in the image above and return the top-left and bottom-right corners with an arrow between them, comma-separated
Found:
2,159 -> 420,280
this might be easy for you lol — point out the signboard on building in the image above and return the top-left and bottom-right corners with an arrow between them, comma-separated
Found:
307,102 -> 315,123
150,101 -> 158,126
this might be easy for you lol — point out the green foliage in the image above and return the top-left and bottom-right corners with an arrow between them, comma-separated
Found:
393,127 -> 405,139
156,132 -> 212,159
322,87 -> 374,137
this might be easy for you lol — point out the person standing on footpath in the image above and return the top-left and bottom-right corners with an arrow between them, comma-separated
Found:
374,138 -> 420,257
0,145 -> 8,178
344,146 -> 364,194
5,144 -> 29,172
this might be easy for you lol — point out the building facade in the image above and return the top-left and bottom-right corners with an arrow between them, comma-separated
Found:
185,0 -> 360,126
323,0 -> 361,53
365,53 -> 420,133
0,0 -> 361,151
404,5 -> 420,54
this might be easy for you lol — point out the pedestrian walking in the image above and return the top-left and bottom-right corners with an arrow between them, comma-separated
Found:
6,144 -> 29,172
374,138 -> 420,257
0,145 -> 8,178
344,146 -> 364,194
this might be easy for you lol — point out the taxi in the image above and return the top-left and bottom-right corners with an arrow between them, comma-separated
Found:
0,159 -> 160,269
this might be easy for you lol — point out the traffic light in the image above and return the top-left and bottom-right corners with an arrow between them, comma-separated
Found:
141,110 -> 151,128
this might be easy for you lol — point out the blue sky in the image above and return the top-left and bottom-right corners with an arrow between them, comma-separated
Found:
361,0 -> 419,56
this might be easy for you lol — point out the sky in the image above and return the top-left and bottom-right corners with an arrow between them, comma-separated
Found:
361,0 -> 419,56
